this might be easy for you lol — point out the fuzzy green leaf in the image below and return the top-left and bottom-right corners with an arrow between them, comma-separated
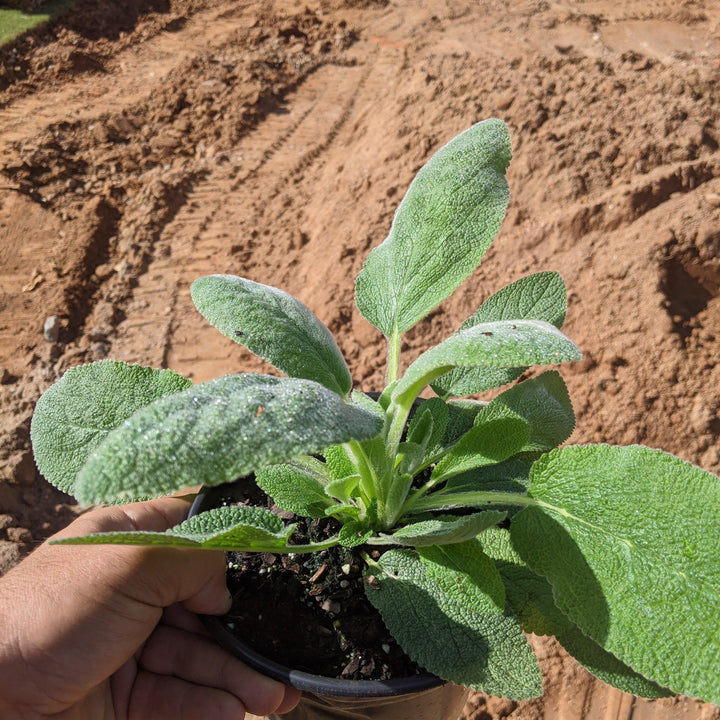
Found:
191,275 -> 351,396
431,417 -> 530,482
406,408 -> 434,449
474,371 -> 574,453
443,456 -> 534,496
436,399 -> 487,449
366,545 -> 541,698
407,397 -> 448,453
325,474 -> 362,503
511,445 -> 720,703
31,361 -> 192,496
349,390 -> 385,419
476,527 -> 670,698
355,120 -> 511,337
323,444 -> 357,479
393,320 -> 581,406
432,272 -> 567,397
390,511 -> 506,547
325,503 -> 360,521
76,374 -> 383,506
51,506 -> 295,551
397,441 -> 424,475
256,463 -> 335,518
386,473 -> 414,518
338,521 -> 372,547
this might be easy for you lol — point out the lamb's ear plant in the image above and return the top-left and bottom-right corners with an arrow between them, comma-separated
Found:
31,119 -> 720,704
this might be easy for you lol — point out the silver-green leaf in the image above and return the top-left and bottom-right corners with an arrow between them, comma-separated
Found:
355,119 -> 511,338
365,544 -> 542,698
390,511 -> 506,547
432,272 -> 567,397
51,506 -> 295,551
473,371 -> 575,453
256,463 -> 336,518
511,445 -> 720,703
191,275 -> 352,396
431,417 -> 530,483
393,320 -> 581,406
477,527 -> 671,698
75,374 -> 383,506
30,361 -> 192,496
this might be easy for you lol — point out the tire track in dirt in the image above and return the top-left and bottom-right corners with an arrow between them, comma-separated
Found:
0,2 -> 248,375
112,60 -> 370,381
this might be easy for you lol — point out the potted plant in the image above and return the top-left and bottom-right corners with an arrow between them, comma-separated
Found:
31,119 -> 720,719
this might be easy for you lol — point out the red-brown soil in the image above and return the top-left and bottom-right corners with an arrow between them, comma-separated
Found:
1,1 -> 719,718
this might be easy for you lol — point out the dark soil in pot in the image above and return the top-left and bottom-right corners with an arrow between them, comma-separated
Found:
214,477 -> 428,683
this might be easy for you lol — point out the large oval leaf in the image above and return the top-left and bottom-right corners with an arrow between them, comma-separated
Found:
365,544 -> 541,698
477,527 -> 670,698
392,320 -> 581,406
432,272 -> 567,397
31,361 -> 192,496
511,445 -> 720,703
355,119 -> 511,338
76,374 -> 382,505
191,275 -> 351,396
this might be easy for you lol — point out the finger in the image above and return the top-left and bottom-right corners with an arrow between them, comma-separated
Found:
274,685 -> 303,714
129,671 -> 246,720
156,607 -> 302,714
140,624 -> 290,717
161,603 -> 210,636
54,496 -> 195,537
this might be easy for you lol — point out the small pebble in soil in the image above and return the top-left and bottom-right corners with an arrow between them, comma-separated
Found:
43,315 -> 60,342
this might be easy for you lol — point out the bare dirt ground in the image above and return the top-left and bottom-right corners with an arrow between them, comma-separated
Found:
1,1 -> 719,718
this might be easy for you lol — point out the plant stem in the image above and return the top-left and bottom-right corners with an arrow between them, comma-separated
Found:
284,537 -> 341,553
345,440 -> 379,507
387,328 -> 401,384
407,490 -> 540,514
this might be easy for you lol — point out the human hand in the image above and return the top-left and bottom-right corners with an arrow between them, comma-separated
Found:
0,496 -> 301,720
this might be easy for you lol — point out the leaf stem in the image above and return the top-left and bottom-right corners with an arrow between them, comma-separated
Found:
387,328 -> 401,384
284,537 -> 341,553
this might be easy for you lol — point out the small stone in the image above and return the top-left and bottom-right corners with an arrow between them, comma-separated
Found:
321,600 -> 341,614
704,192 -> 720,208
689,396 -> 716,434
6,527 -> 32,544
90,342 -> 109,358
0,540 -> 21,572
93,263 -> 114,280
43,315 -> 60,342
0,514 -> 13,531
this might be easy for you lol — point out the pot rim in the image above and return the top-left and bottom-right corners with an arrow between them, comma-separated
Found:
189,483 -> 444,698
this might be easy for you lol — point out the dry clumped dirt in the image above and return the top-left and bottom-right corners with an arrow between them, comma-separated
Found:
1,1 -> 719,718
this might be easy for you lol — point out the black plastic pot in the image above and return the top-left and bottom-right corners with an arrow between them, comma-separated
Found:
188,481 -> 470,719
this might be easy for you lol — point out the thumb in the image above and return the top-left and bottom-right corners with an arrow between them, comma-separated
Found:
53,496 -> 233,615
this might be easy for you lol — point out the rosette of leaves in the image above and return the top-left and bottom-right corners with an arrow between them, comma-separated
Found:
31,119 -> 720,704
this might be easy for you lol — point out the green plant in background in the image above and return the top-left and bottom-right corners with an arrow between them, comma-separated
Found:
31,120 -> 720,703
